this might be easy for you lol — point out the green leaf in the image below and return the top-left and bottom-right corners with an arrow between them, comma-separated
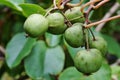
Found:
70,0 -> 81,3
59,67 -> 84,80
24,41 -> 47,79
102,34 -> 120,57
59,61 -> 111,80
45,32 -> 62,47
117,0 -> 120,4
0,0 -> 24,11
86,61 -> 111,80
6,33 -> 36,68
19,3 -> 46,17
10,0 -> 24,5
111,65 -> 120,74
44,46 -> 65,75
111,65 -> 120,80
65,40 -> 84,59
24,44 -> 65,79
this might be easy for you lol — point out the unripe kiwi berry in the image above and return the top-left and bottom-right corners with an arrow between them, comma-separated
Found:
47,13 -> 66,34
64,23 -> 84,48
65,7 -> 85,23
48,24 -> 67,34
74,49 -> 103,74
90,36 -> 107,57
24,14 -> 48,37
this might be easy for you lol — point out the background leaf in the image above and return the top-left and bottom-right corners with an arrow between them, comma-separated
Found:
0,0 -> 24,11
59,61 -> 111,80
111,65 -> 120,79
45,32 -> 62,47
25,44 -> 65,79
117,0 -> 120,4
44,46 -> 65,75
59,67 -> 84,80
19,3 -> 46,17
6,33 -> 36,68
65,40 -> 84,59
86,61 -> 111,80
102,34 -> 120,57
24,40 -> 47,79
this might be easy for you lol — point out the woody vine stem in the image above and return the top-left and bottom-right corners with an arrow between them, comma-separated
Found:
51,0 -> 120,29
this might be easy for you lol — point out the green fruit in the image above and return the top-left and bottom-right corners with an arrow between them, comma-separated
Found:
47,13 -> 66,34
90,36 -> 107,56
48,24 -> 67,34
65,7 -> 85,23
24,14 -> 48,37
74,49 -> 103,74
64,23 -> 84,48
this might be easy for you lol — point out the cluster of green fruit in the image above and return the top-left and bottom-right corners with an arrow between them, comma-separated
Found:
23,7 -> 107,75
74,36 -> 107,75
23,7 -> 84,37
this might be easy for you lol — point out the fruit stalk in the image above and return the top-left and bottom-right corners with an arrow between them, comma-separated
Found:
60,11 -> 72,27
88,28 -> 96,41
85,29 -> 90,51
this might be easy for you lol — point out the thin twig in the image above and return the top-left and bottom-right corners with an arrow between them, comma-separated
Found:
84,5 -> 93,24
60,11 -> 72,27
95,2 -> 120,31
53,0 -> 57,8
57,0 -> 70,9
44,7 -> 58,17
0,46 -> 5,55
81,0 -> 101,12
85,15 -> 120,28
0,46 -> 5,60
92,0 -> 110,9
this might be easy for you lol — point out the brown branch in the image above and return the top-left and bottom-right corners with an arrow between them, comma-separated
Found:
0,46 -> 5,55
81,0 -> 101,12
84,5 -> 93,24
95,2 -> 120,31
0,46 -> 5,60
85,15 -> 120,28
92,0 -> 110,9
57,0 -> 70,9
53,0 -> 57,8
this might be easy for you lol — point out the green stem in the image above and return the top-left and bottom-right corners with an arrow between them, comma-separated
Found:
88,28 -> 96,41
59,10 -> 72,27
85,29 -> 90,51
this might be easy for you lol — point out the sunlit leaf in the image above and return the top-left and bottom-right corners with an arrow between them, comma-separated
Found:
24,41 -> 47,79
6,33 -> 36,68
44,46 -> 65,75
19,3 -> 46,17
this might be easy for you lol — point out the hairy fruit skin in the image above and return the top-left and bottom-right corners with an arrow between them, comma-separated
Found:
47,13 -> 66,34
64,23 -> 84,48
90,36 -> 107,56
24,14 -> 48,37
65,7 -> 85,23
74,49 -> 103,74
